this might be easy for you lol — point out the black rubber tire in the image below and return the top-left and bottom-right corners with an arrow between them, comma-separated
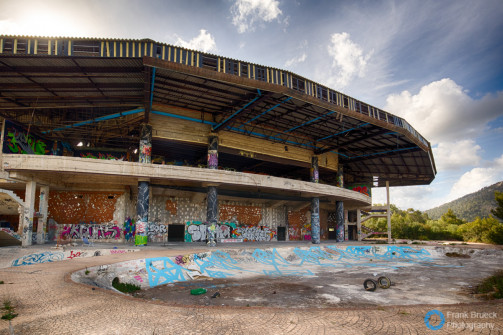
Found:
378,276 -> 391,289
363,279 -> 377,291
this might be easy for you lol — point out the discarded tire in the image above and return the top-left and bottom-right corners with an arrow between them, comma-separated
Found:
363,279 -> 377,291
378,276 -> 391,289
190,288 -> 207,295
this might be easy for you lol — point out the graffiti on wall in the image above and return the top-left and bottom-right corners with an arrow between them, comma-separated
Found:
288,208 -> 309,241
59,223 -> 121,240
148,223 -> 167,240
234,225 -> 276,241
185,221 -> 236,242
347,184 -> 371,197
184,221 -> 277,242
3,120 -> 50,155
12,251 -> 65,266
0,227 -> 21,240
145,245 -> 444,288
123,217 -> 136,242
77,150 -> 127,161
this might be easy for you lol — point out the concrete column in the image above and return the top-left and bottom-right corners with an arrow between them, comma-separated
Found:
311,156 -> 319,183
386,180 -> 392,243
357,209 -> 362,241
0,120 -> 5,168
344,209 -> 349,241
336,201 -> 344,242
135,180 -> 149,246
207,136 -> 218,169
206,135 -> 219,246
337,165 -> 344,188
206,186 -> 218,246
36,186 -> 49,244
311,197 -> 320,244
136,123 -> 152,246
22,181 -> 36,247
284,205 -> 289,241
139,124 -> 152,164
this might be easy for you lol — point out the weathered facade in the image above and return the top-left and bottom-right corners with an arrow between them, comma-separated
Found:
0,36 -> 436,246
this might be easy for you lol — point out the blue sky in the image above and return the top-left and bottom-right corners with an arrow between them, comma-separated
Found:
1,0 -> 503,211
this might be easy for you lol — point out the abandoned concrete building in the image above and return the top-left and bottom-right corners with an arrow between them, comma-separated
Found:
0,35 -> 436,246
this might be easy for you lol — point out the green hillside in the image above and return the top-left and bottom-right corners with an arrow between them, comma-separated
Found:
426,181 -> 503,221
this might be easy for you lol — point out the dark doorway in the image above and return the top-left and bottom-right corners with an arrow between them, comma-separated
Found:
328,211 -> 337,239
328,227 -> 337,240
277,226 -> 286,241
168,224 -> 185,242
348,225 -> 356,241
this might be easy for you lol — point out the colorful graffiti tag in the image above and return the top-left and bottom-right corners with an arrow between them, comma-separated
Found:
234,225 -> 276,242
77,150 -> 126,161
60,223 -> 121,240
12,251 -> 65,266
348,184 -> 371,197
3,121 -> 50,155
184,222 -> 277,242
144,246 -> 452,288
123,217 -> 135,242
148,223 -> 167,240
185,222 -> 236,242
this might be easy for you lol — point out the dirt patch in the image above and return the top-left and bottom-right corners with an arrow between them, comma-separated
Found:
445,252 -> 471,258
134,276 -> 321,308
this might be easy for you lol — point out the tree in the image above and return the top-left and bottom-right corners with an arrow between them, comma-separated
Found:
440,208 -> 465,226
458,217 -> 503,244
491,191 -> 503,221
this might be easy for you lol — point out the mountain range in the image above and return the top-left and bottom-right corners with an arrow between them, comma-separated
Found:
425,181 -> 503,222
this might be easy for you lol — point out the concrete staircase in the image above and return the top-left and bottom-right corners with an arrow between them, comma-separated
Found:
360,206 -> 389,240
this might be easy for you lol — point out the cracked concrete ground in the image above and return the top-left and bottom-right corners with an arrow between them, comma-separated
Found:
0,242 -> 502,334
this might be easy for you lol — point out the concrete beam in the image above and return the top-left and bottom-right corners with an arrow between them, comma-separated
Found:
3,155 -> 371,207
268,200 -> 288,209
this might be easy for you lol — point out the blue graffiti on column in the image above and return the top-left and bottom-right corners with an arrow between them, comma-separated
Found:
12,251 -> 65,266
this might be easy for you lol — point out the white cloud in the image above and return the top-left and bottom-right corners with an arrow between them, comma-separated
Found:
284,53 -> 306,67
372,185 -> 436,211
448,154 -> 503,201
385,79 -> 503,144
326,32 -> 373,88
231,0 -> 282,33
433,140 -> 481,171
175,29 -> 217,53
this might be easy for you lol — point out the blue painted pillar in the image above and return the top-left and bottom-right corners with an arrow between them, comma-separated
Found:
207,135 -> 218,169
336,201 -> 344,242
139,124 -> 152,164
206,135 -> 218,246
311,156 -> 319,183
135,181 -> 149,246
311,156 -> 320,244
337,165 -> 344,188
311,197 -> 320,244
135,123 -> 152,246
206,186 -> 218,247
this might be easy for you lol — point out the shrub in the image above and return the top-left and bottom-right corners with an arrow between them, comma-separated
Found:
112,277 -> 141,294
1,300 -> 17,321
476,270 -> 503,299
458,217 -> 503,244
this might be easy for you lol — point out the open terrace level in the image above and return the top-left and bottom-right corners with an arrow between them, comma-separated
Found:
0,36 -> 436,247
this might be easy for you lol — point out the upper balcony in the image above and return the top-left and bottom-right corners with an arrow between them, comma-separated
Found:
0,35 -> 436,188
